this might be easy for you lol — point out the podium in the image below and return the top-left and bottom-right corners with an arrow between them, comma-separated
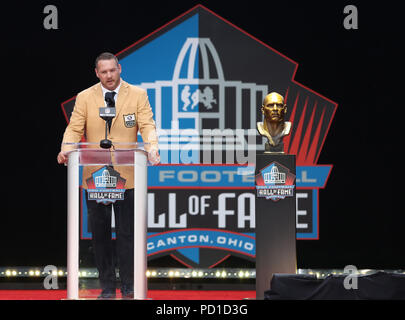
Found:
64,142 -> 150,299
255,153 -> 297,299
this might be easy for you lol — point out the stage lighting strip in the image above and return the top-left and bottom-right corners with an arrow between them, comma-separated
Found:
297,268 -> 405,278
1,267 -> 404,279
0,267 -> 256,279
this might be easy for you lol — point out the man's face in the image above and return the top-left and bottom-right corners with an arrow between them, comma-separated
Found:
95,59 -> 122,91
262,93 -> 286,123
263,102 -> 286,122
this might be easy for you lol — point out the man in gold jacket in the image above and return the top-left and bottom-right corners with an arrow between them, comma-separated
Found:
57,52 -> 159,299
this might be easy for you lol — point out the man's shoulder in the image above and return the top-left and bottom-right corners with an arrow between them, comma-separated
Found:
76,83 -> 100,99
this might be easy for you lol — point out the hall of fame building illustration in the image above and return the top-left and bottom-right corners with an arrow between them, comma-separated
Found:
263,165 -> 286,185
136,38 -> 268,154
95,169 -> 117,188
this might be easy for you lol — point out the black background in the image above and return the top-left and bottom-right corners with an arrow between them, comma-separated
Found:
0,0 -> 403,270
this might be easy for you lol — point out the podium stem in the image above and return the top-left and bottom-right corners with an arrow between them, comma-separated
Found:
134,151 -> 148,299
67,151 -> 80,300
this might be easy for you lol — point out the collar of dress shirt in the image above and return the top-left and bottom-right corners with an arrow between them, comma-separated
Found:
101,80 -> 122,103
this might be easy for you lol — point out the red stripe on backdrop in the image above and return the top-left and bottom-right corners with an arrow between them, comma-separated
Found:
297,101 -> 317,165
288,96 -> 308,156
283,92 -> 300,153
305,108 -> 326,165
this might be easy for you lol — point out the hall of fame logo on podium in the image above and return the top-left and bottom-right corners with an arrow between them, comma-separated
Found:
86,166 -> 126,204
256,162 -> 296,201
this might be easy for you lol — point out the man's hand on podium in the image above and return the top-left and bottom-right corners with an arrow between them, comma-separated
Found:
57,150 -> 69,164
148,149 -> 160,165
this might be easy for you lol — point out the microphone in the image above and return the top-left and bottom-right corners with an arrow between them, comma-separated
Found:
99,106 -> 116,123
99,93 -> 116,149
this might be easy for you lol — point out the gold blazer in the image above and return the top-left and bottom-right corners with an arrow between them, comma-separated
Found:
62,80 -> 158,189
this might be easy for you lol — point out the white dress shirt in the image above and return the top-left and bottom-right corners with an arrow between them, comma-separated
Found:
101,81 -> 121,106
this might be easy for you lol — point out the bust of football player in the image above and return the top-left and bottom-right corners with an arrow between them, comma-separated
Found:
257,92 -> 291,153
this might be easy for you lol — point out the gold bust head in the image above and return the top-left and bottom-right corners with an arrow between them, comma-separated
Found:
257,92 -> 291,152
261,92 -> 287,124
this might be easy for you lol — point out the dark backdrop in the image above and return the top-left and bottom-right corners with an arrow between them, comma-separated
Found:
0,0 -> 403,269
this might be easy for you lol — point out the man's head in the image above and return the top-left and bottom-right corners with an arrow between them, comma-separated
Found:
262,92 -> 287,123
95,52 -> 122,91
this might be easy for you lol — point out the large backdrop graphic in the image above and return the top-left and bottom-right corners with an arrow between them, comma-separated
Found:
62,6 -> 337,268
1,1 -> 402,269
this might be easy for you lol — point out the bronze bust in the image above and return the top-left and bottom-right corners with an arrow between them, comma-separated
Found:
257,92 -> 291,153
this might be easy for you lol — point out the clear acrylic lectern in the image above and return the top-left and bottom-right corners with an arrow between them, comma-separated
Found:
63,142 -> 150,299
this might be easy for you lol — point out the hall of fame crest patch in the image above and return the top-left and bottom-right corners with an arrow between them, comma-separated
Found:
123,113 -> 136,128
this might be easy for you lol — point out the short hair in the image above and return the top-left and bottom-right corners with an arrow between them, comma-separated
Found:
95,52 -> 119,69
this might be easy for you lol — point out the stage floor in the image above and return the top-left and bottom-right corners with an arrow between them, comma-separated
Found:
0,289 -> 255,300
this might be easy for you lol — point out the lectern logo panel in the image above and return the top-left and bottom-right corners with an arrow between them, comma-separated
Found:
256,162 -> 296,201
86,166 -> 126,204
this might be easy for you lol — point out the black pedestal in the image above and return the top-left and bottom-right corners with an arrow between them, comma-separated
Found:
255,153 -> 297,299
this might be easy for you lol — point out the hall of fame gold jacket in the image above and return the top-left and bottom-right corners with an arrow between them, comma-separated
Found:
61,80 -> 158,189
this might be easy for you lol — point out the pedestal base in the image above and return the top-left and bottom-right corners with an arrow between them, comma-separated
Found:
255,153 -> 297,299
